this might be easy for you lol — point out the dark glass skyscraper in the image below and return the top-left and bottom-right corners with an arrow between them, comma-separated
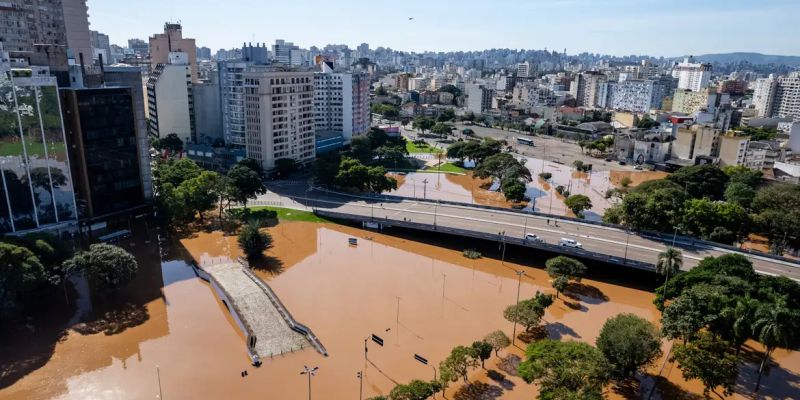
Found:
61,87 -> 146,220
0,65 -> 78,234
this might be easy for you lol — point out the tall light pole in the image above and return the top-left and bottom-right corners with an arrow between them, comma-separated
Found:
422,178 -> 429,199
623,229 -> 630,265
300,365 -> 319,400
434,202 -> 439,228
511,270 -> 525,346
357,371 -> 363,400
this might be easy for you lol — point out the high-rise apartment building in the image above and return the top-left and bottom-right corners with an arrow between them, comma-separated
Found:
773,72 -> 800,120
517,61 -> 532,78
466,83 -> 492,114
147,53 -> 195,143
193,73 -> 223,143
572,72 -> 607,108
219,60 -> 250,147
752,76 -> 777,118
61,0 -> 92,65
242,43 -> 269,64
0,62 -> 78,234
90,30 -> 111,63
671,57 -> 712,92
149,23 -> 198,83
606,79 -> 668,113
314,62 -> 370,143
60,87 -> 147,220
0,0 -> 71,83
243,68 -> 315,170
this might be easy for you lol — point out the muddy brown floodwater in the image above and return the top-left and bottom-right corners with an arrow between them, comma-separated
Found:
1,221 -> 798,399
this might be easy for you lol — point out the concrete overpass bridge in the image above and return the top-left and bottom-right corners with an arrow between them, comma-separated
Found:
304,191 -> 800,280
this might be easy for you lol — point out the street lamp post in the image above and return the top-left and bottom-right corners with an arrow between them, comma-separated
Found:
434,202 -> 439,228
357,371 -> 363,400
422,178 -> 429,199
511,270 -> 525,346
300,365 -> 319,400
623,230 -> 630,265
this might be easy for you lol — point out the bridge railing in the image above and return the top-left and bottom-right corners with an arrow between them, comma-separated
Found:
310,186 -> 800,267
317,209 -> 656,272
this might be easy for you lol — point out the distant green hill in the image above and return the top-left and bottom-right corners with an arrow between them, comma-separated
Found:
685,52 -> 800,67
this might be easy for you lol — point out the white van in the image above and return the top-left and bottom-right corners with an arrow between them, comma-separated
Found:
559,238 -> 582,248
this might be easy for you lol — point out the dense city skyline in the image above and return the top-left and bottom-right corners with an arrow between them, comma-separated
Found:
87,0 -> 800,57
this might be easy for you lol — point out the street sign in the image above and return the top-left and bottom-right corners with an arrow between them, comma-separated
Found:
371,334 -> 384,346
414,354 -> 428,365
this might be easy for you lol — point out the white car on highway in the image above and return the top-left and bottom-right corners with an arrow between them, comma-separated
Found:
525,233 -> 544,243
559,238 -> 582,248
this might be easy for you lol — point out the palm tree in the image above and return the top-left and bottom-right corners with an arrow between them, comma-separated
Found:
731,297 -> 760,356
656,247 -> 682,308
752,297 -> 798,392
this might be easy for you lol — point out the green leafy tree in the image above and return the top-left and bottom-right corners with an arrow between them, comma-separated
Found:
375,145 -> 407,165
65,244 -> 138,292
596,313 -> 662,379
724,182 -> 756,209
503,291 -> 554,332
539,172 -> 552,181
551,275 -> 569,299
474,153 -> 531,183
751,184 -> 800,254
752,297 -> 800,392
671,332 -> 738,398
483,330 -> 510,357
350,136 -> 374,164
430,122 -> 453,137
237,223 -> 272,260
388,380 -> 438,400
153,158 -> 202,191
437,108 -> 456,122
681,198 -> 749,244
501,179 -> 527,202
668,164 -> 729,200
313,152 -> 342,186
176,170 -> 221,222
564,194 -> 592,217
656,247 -> 682,308
227,164 -> 267,210
723,165 -> 763,188
471,341 -> 493,368
545,256 -> 587,283
236,158 -> 266,179
518,340 -> 608,400
152,133 -> 184,155
412,116 -> 435,133
447,141 -> 480,163
440,345 -> 480,383
0,242 -> 47,311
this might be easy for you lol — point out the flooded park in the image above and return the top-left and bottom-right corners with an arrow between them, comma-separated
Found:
1,219 -> 798,399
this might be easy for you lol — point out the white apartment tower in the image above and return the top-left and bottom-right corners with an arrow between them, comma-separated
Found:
147,52 -> 195,144
314,62 -> 370,143
243,68 -> 315,170
517,61 -> 532,78
219,60 -> 250,147
672,57 -> 712,92
572,72 -> 607,108
272,40 -> 299,65
774,72 -> 800,120
466,84 -> 492,114
752,75 -> 777,118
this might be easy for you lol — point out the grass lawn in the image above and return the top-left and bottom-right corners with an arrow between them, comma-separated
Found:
248,206 -> 329,223
406,141 -> 443,154
435,162 -> 467,174
0,141 -> 66,157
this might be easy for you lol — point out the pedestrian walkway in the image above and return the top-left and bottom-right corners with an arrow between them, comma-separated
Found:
201,262 -> 315,358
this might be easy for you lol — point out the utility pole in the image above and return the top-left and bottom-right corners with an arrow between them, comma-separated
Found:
357,371 -> 363,400
422,178 -> 429,199
300,365 -> 319,400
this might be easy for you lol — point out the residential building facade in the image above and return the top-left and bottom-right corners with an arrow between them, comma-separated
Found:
313,62 -> 370,143
466,83 -> 492,114
244,68 -> 315,170
671,57 -> 712,92
149,22 -> 198,83
147,54 -> 195,143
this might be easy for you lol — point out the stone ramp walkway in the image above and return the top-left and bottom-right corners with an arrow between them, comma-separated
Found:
204,263 -> 309,357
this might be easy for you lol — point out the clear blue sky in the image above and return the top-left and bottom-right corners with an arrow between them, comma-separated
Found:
87,0 -> 799,56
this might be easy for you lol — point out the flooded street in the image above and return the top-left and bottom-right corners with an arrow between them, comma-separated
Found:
1,221 -> 797,399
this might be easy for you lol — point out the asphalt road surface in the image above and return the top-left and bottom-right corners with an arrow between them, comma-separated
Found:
305,193 -> 800,281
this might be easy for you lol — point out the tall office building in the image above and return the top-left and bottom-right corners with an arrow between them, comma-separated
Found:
147,52 -> 195,143
149,22 -> 198,83
0,62 -> 78,234
272,40 -> 298,65
773,72 -> 800,120
193,73 -> 222,143
671,57 -> 712,92
104,66 -> 153,200
218,60 -> 250,147
127,38 -> 149,56
313,62 -> 370,143
61,87 -> 147,220
243,68 -> 315,170
517,61 -> 532,78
